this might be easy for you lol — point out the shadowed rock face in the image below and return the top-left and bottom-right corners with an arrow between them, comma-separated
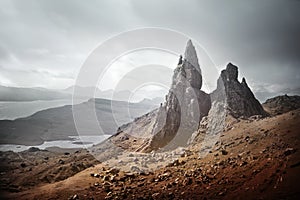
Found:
211,63 -> 268,118
142,40 -> 211,152
184,39 -> 202,89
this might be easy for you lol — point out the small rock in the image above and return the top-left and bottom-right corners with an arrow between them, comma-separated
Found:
284,148 -> 296,156
164,172 -> 171,176
260,149 -> 267,154
107,168 -> 120,175
137,182 -> 144,187
218,191 -> 225,196
28,147 -> 40,152
110,175 -> 116,182
58,159 -> 65,164
244,136 -> 250,141
125,172 -> 135,179
131,165 -> 142,173
168,192 -> 174,198
218,160 -> 225,166
183,177 -> 192,185
221,150 -> 228,155
152,193 -> 159,198
103,183 -> 111,192
239,161 -> 248,167
20,163 -> 26,168
70,194 -> 79,200
102,175 -> 109,181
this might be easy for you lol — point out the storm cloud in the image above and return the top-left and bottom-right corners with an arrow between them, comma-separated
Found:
0,0 -> 299,101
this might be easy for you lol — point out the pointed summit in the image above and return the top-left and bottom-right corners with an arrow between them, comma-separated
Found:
212,63 -> 268,118
182,39 -> 202,89
139,39 -> 210,152
184,39 -> 200,72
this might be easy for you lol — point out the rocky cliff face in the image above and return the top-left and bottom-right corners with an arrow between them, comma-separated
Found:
211,63 -> 268,118
189,62 -> 269,145
141,40 -> 211,152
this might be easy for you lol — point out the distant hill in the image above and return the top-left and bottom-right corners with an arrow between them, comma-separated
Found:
262,95 -> 300,115
0,98 -> 158,145
64,85 -> 159,102
0,85 -> 167,103
0,85 -> 70,101
254,87 -> 300,103
138,97 -> 164,106
63,85 -> 108,99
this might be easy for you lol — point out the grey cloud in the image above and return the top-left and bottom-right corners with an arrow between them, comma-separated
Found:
0,0 -> 299,97
0,44 -> 10,60
0,65 -> 74,88
131,0 -> 300,95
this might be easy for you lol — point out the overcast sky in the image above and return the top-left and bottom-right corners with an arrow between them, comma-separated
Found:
0,0 -> 299,101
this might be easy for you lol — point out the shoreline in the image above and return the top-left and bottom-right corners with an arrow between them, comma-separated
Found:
0,135 -> 111,152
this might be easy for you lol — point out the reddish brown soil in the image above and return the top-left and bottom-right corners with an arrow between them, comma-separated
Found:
1,109 -> 299,200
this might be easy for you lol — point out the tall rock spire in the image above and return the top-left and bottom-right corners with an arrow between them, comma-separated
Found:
184,39 -> 201,72
182,40 -> 202,89
141,39 -> 211,152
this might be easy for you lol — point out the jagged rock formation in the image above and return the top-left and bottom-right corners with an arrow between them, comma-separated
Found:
187,63 -> 269,146
211,63 -> 268,118
141,40 -> 211,152
111,40 -> 268,153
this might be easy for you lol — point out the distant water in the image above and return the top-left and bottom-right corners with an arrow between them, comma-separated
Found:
0,135 -> 110,152
0,99 -> 85,120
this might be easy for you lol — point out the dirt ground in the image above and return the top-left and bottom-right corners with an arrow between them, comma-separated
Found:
0,109 -> 299,200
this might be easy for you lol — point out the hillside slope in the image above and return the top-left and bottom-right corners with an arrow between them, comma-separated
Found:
263,95 -> 300,115
1,107 -> 299,199
0,98 -> 157,145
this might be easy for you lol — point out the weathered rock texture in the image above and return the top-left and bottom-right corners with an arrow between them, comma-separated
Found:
141,40 -> 211,152
189,63 -> 269,145
211,63 -> 268,118
111,40 -> 268,153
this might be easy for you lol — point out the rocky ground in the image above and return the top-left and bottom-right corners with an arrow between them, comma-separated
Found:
262,95 -> 300,116
0,107 -> 299,200
0,148 -> 99,194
